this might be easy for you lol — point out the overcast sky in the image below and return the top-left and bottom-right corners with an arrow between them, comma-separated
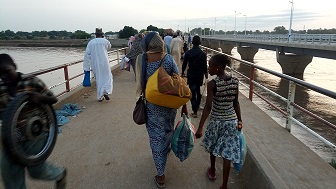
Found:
1,0 -> 335,33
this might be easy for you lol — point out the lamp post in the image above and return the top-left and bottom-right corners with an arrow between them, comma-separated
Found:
289,0 -> 294,42
243,15 -> 247,35
224,20 -> 227,35
234,11 -> 241,37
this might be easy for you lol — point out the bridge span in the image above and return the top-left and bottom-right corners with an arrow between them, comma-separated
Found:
202,34 -> 336,77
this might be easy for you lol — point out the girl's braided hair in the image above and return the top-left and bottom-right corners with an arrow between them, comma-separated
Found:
211,54 -> 231,69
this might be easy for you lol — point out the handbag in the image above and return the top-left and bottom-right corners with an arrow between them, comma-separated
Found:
120,56 -> 130,72
145,55 -> 191,109
82,71 -> 91,87
133,95 -> 146,125
132,55 -> 147,125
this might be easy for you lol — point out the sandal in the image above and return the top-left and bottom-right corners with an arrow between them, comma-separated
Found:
154,175 -> 165,188
190,113 -> 198,118
207,167 -> 216,181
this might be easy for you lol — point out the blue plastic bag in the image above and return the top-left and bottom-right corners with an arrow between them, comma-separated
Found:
83,71 -> 91,87
171,114 -> 195,162
120,56 -> 130,71
233,131 -> 247,173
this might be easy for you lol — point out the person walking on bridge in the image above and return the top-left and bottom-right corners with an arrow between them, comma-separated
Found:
0,53 -> 67,189
181,35 -> 208,118
124,33 -> 144,78
195,54 -> 243,189
83,28 -> 113,102
135,32 -> 188,188
170,33 -> 184,70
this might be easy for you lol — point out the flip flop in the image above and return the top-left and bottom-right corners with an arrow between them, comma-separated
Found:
207,167 -> 216,181
190,113 -> 198,118
154,176 -> 165,188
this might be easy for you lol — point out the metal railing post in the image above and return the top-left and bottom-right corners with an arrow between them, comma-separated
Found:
116,50 -> 120,63
63,66 -> 70,92
286,81 -> 296,132
249,66 -> 255,101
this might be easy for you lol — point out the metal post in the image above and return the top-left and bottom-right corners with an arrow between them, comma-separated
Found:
234,11 -> 237,37
249,66 -> 255,101
286,81 -> 296,132
235,11 -> 241,37
244,15 -> 247,35
63,66 -> 70,92
289,0 -> 294,42
117,50 -> 120,64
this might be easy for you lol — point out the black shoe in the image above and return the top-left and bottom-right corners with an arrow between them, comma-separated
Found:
56,169 -> 67,189
103,94 -> 110,100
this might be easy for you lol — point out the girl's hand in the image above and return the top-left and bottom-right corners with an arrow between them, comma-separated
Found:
181,104 -> 188,118
195,128 -> 203,139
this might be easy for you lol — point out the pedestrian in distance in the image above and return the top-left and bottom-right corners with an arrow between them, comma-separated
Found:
195,54 -> 243,189
83,28 -> 113,102
187,34 -> 192,49
170,33 -> 184,70
0,53 -> 67,189
181,35 -> 208,118
124,33 -> 144,79
135,31 -> 188,188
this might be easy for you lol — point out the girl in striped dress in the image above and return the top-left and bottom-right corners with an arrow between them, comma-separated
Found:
195,54 -> 243,189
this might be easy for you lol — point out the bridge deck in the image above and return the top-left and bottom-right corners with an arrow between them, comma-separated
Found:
1,67 -> 336,189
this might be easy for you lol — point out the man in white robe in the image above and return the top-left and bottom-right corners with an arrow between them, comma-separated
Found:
83,28 -> 113,102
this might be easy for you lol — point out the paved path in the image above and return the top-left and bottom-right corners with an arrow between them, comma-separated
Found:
18,70 -> 244,189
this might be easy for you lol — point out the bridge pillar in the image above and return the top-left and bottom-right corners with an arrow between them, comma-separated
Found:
209,40 -> 220,50
237,46 -> 259,62
219,43 -> 235,54
276,48 -> 313,77
201,39 -> 210,48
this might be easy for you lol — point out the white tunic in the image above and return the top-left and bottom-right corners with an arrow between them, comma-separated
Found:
170,37 -> 183,70
83,38 -> 113,100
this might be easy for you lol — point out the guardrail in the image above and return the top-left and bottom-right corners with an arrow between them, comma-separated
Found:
28,47 -> 128,97
205,34 -> 336,45
26,45 -> 336,149
200,45 -> 336,149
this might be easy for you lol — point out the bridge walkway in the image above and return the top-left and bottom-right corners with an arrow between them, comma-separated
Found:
2,67 -> 336,188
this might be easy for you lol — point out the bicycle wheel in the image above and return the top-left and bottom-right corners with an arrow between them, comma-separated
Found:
1,92 -> 58,166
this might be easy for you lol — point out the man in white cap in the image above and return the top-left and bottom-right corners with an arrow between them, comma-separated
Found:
83,28 -> 113,102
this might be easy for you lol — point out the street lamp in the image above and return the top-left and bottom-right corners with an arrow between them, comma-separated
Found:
224,20 -> 226,35
234,11 -> 241,37
243,15 -> 247,35
289,0 -> 294,42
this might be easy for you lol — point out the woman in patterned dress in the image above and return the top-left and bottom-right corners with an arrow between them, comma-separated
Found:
195,54 -> 243,189
135,32 -> 188,188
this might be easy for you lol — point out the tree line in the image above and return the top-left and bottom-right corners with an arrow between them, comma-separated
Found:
1,25 -> 336,40
0,25 -> 162,40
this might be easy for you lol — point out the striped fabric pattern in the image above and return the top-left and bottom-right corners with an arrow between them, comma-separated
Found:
210,76 -> 239,121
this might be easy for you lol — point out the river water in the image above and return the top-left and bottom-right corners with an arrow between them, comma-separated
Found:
0,46 -> 335,163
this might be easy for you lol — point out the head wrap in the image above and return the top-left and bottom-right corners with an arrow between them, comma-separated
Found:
126,34 -> 144,60
135,32 -> 166,96
141,32 -> 164,53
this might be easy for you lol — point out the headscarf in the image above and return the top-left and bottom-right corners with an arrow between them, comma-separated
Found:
126,34 -> 143,60
141,31 -> 164,53
135,32 -> 166,96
